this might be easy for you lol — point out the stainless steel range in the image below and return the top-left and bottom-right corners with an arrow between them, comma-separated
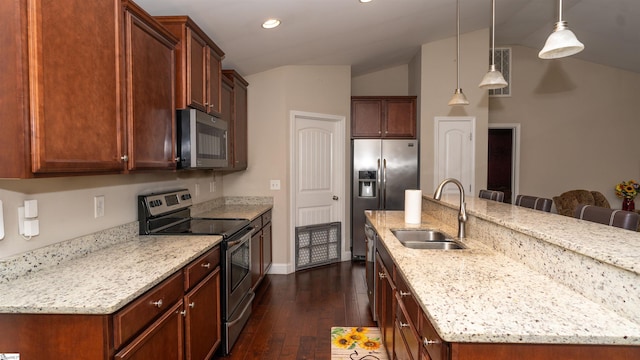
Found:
138,189 -> 254,355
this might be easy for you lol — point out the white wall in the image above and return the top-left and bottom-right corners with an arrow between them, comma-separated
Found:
222,65 -> 351,273
0,171 -> 223,259
352,64 -> 409,96
489,46 -> 640,207
420,29 -> 490,194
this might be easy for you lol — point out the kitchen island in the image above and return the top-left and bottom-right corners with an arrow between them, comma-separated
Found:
367,195 -> 640,358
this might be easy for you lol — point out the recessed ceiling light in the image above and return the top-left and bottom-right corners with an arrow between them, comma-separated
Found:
359,0 -> 373,3
262,19 -> 281,29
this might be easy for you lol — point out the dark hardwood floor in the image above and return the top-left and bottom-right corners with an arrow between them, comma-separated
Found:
216,260 -> 376,360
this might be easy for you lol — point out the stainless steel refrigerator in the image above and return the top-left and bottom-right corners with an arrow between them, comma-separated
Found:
351,139 -> 419,258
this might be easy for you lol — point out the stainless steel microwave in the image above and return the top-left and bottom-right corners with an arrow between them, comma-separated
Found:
177,108 -> 228,169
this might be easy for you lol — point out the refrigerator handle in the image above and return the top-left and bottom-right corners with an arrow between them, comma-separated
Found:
377,158 -> 381,209
382,158 -> 387,208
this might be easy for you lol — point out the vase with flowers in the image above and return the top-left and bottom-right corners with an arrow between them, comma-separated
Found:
615,180 -> 639,211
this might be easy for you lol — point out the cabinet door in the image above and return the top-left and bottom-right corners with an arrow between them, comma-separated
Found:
231,75 -> 248,169
250,229 -> 262,289
187,29 -> 208,112
0,0 -> 30,178
221,76 -> 235,169
262,221 -> 272,274
115,300 -> 185,360
28,0 -> 124,173
385,98 -> 416,138
123,7 -> 177,171
351,99 -> 382,138
207,46 -> 222,116
375,253 -> 395,358
184,268 -> 221,360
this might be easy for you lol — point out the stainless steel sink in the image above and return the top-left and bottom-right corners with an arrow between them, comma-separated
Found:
391,229 -> 466,250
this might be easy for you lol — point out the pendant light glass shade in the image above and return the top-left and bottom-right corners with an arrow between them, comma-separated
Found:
538,0 -> 584,59
479,0 -> 507,90
448,88 -> 470,106
449,0 -> 468,106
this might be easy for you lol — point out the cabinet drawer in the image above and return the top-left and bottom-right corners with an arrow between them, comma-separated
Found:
376,239 -> 393,277
396,294 -> 420,360
250,217 -> 262,231
184,246 -> 220,290
396,272 -> 420,327
420,311 -> 447,360
113,271 -> 184,349
262,210 -> 272,224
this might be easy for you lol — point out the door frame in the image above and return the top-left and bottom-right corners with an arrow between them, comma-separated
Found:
289,110 -> 347,274
488,123 -> 521,203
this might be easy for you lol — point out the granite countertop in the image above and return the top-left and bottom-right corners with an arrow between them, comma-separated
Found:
367,209 -> 640,346
195,204 -> 272,221
0,235 -> 222,314
0,202 -> 273,315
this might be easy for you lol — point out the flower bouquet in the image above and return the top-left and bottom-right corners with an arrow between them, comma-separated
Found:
615,180 -> 639,211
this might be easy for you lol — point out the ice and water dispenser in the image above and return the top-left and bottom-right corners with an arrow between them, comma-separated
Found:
358,171 -> 376,198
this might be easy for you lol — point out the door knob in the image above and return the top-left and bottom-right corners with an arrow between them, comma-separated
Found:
332,196 -> 339,201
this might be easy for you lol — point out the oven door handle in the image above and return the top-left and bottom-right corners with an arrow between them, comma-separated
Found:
225,227 -> 254,249
226,291 -> 255,327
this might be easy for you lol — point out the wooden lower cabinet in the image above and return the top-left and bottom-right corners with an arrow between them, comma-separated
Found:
115,300 -> 185,360
0,246 -> 221,360
375,253 -> 395,357
250,210 -> 273,290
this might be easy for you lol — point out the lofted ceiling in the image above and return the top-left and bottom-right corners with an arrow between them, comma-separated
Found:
135,0 -> 640,77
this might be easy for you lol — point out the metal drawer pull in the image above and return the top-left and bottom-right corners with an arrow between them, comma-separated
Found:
189,302 -> 195,308
423,338 -> 440,346
201,262 -> 211,269
378,272 -> 386,279
400,322 -> 410,328
151,299 -> 163,308
399,290 -> 411,297
178,310 -> 186,316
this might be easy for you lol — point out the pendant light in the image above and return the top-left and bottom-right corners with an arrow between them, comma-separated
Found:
448,0 -> 469,106
538,0 -> 584,59
478,0 -> 507,89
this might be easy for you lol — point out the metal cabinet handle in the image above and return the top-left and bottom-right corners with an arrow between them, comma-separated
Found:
400,322 -> 410,328
201,262 -> 211,269
178,310 -> 186,317
423,338 -> 440,346
189,302 -> 195,308
151,299 -> 163,308
121,154 -> 128,162
174,157 -> 180,162
378,272 -> 386,279
399,290 -> 411,297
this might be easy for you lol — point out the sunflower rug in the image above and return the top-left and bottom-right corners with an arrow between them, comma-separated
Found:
330,326 -> 389,360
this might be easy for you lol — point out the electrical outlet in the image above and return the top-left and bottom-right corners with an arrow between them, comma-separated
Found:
94,196 -> 105,218
270,180 -> 281,190
210,181 -> 215,193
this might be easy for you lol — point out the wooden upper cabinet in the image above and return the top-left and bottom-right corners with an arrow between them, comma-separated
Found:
222,70 -> 248,171
28,0 -> 125,174
155,16 -> 225,117
122,1 -> 178,171
351,96 -> 417,139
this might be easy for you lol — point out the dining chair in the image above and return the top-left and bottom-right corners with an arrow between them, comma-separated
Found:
515,195 -> 553,212
478,189 -> 505,202
574,204 -> 639,231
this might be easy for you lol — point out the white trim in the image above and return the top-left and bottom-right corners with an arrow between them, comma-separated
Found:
433,116 -> 476,195
289,110 -> 347,274
488,123 -> 521,203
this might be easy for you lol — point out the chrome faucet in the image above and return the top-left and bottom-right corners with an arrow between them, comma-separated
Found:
433,178 -> 467,239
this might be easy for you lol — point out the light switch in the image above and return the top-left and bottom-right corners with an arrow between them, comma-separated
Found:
24,200 -> 38,218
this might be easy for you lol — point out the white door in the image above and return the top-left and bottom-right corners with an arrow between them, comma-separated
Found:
434,116 -> 475,194
290,111 -> 346,267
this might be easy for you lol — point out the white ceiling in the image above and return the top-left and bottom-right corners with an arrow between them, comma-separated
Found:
135,0 -> 640,77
